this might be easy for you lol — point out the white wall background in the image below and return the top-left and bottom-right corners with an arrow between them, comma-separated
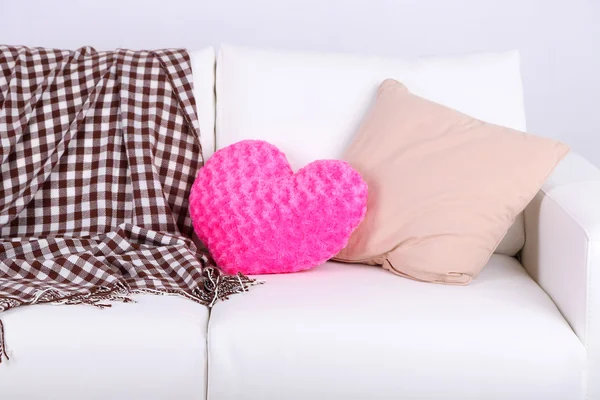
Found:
2,0 -> 599,164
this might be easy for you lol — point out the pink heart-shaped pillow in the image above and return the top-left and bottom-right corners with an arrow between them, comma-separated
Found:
189,140 -> 368,275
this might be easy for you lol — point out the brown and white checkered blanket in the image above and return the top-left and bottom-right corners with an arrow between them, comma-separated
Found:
0,45 -> 258,363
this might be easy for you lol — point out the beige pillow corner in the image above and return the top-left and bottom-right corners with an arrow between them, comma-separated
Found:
334,79 -> 569,284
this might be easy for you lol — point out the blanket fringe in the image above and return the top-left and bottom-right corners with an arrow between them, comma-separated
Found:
0,270 -> 261,363
200,267 -> 263,307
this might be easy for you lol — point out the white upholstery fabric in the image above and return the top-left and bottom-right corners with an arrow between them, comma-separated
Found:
215,45 -> 527,167
522,151 -> 600,399
215,45 -> 527,256
190,48 -> 216,160
0,296 -> 209,400
208,257 -> 585,400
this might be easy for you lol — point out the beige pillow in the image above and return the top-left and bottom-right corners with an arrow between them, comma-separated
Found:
334,79 -> 569,284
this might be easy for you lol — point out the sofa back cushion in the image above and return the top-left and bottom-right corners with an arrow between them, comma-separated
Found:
190,48 -> 216,160
215,45 -> 527,256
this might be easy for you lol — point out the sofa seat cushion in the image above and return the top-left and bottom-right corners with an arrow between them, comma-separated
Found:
208,255 -> 585,400
0,296 -> 208,400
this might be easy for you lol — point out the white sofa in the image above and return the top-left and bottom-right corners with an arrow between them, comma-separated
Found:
1,45 -> 599,400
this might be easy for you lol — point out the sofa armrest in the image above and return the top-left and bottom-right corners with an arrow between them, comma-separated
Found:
522,152 -> 600,399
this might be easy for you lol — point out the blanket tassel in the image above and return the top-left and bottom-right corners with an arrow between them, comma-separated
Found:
0,319 -> 9,364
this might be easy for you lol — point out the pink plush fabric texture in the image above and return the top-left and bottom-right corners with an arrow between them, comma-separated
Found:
189,140 -> 368,275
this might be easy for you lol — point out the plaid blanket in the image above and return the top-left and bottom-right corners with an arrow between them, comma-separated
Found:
0,45 -> 258,363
